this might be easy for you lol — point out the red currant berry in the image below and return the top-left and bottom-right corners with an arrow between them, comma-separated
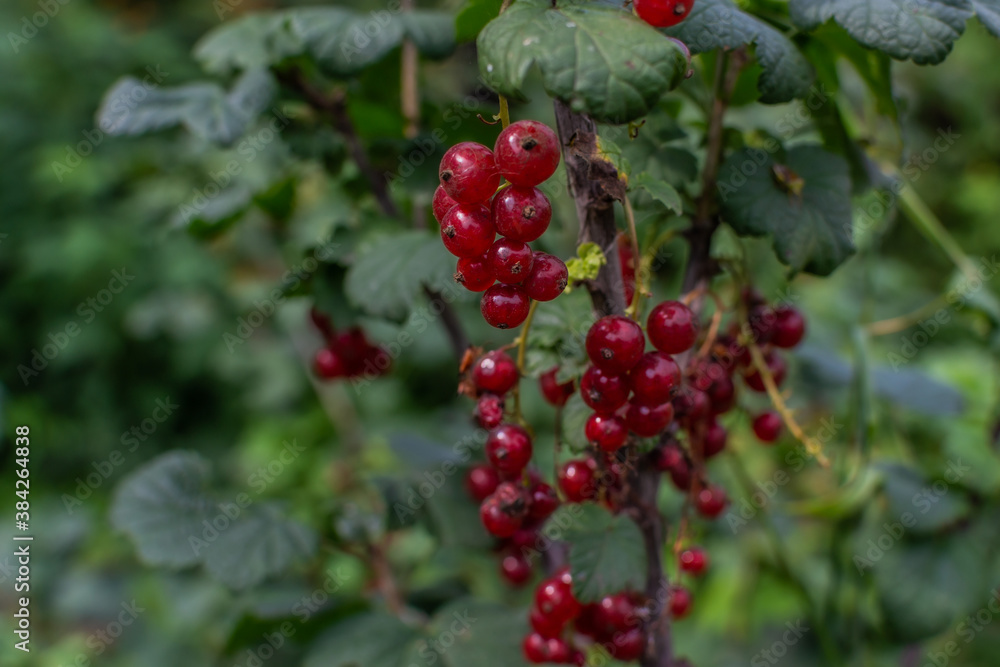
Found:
487,238 -> 534,285
695,485 -> 728,519
618,233 -> 637,306
752,411 -> 783,443
500,548 -> 533,586
586,315 -> 646,376
313,348 -> 347,379
528,482 -> 560,521
480,495 -> 523,537
441,204 -> 495,258
534,575 -> 579,623
585,413 -> 629,452
674,387 -> 711,428
309,307 -> 335,340
635,0 -> 694,27
439,142 -> 501,204
494,120 -> 560,187
629,351 -> 682,405
466,464 -> 500,501
625,400 -> 675,437
703,419 -> 727,458
707,373 -> 736,415
669,462 -> 692,492
609,628 -> 645,661
545,638 -> 572,663
669,586 -> 693,619
432,184 -> 458,224
481,284 -> 531,329
539,367 -> 575,407
580,365 -> 630,413
491,186 -> 552,242
486,424 -> 533,475
524,252 -> 568,302
679,547 -> 708,575
558,459 -> 598,502
455,255 -> 495,292
595,593 -> 638,633
529,606 -> 566,638
523,632 -> 549,663
472,350 -> 519,394
654,442 -> 688,474
748,304 -> 777,344
772,306 -> 806,348
475,393 -> 505,429
570,650 -> 586,666
647,301 -> 698,354
744,352 -> 787,392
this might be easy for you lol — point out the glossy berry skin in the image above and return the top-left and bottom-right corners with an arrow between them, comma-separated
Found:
529,606 -> 566,638
486,424 -> 533,475
499,548 -> 533,586
595,593 -> 638,634
674,388 -> 710,426
432,185 -> 458,224
703,420 -> 727,458
669,586 -> 693,619
707,373 -> 736,415
772,306 -> 806,348
466,464 -> 500,501
480,495 -> 523,537
476,393 -> 505,429
441,204 -> 495,258
481,284 -> 531,329
487,238 -> 534,284
539,367 -> 574,407
494,120 -> 560,187
748,304 -> 777,344
655,442 -> 688,474
524,252 -> 568,302
313,348 -> 347,379
580,365 -> 630,413
625,400 -> 675,437
544,638 -> 571,663
618,234 -> 637,306
679,547 -> 708,576
585,413 -> 629,452
744,352 -> 787,392
586,315 -> 646,376
472,350 -> 519,395
491,186 -> 552,242
609,628 -> 645,661
455,255 -> 494,292
558,459 -> 597,502
439,142 -> 501,204
752,411 -> 783,443
635,0 -> 694,28
534,574 -> 579,623
630,351 -> 682,405
695,485 -> 728,519
523,633 -> 548,662
647,300 -> 698,354
528,482 -> 560,521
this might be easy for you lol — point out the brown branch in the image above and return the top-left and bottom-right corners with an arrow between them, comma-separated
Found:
400,0 -> 420,140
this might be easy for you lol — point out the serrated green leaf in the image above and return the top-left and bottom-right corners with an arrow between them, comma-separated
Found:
456,0 -> 504,42
344,231 -> 456,322
971,0 -> 1000,37
477,0 -> 689,124
194,13 -> 303,75
790,0 -> 972,65
631,172 -> 682,214
663,0 -> 814,103
565,505 -> 646,602
561,392 -> 592,451
304,613 -> 422,667
429,599 -> 531,667
402,11 -> 458,58
878,464 -> 970,534
565,242 -> 608,283
718,145 -> 855,275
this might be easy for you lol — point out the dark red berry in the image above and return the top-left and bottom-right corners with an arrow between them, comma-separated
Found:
744,352 -> 787,392
580,365 -> 630,413
524,252 -> 568,302
485,424 -> 533,475
702,419 -> 727,458
609,628 -> 645,661
558,459 -> 598,502
480,495 -> 523,537
585,413 -> 628,452
539,367 -> 575,407
472,350 -> 519,394
309,307 -> 335,340
544,638 -> 571,663
441,204 -> 495,258
695,485 -> 728,519
491,186 -> 552,242
595,593 -> 638,633
647,301 -> 698,354
618,233 -> 637,306
586,315 -> 646,376
625,400 -> 675,437
439,142 -> 501,204
748,304 -> 777,344
655,442 -> 687,474
500,548 -> 533,586
528,482 -> 560,521
679,547 -> 708,575
455,255 -> 495,292
772,306 -> 806,348
707,373 -> 736,415
466,464 -> 500,501
669,586 -> 693,619
494,120 -> 560,187
629,351 -> 682,405
432,184 -> 458,224
476,393 -> 505,429
529,606 -> 566,638
487,238 -> 534,284
313,348 -> 347,379
523,632 -> 549,662
752,411 -> 783,443
534,574 -> 579,622
481,284 -> 531,329
635,0 -> 694,27
673,387 -> 710,426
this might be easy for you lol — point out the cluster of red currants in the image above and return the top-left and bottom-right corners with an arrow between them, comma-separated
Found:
434,120 -> 569,329
309,307 -> 390,380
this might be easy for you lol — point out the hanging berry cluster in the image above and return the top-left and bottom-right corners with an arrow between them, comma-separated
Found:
435,120 -> 569,328
309,307 -> 390,381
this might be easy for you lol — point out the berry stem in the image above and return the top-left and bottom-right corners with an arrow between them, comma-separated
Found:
623,196 -> 643,320
511,300 -> 540,423
498,95 -> 511,129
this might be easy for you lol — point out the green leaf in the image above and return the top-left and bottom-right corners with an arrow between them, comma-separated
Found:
477,0 -> 689,123
344,231 -> 456,322
456,0 -> 504,42
194,14 -> 303,75
565,505 -> 646,602
561,392 -> 592,451
870,367 -> 964,416
565,242 -> 607,283
304,613 -> 422,667
110,451 -> 214,568
175,185 -> 254,238
663,0 -> 814,103
790,0 -> 972,65
878,464 -> 970,534
402,11 -> 458,58
718,145 -> 855,275
971,0 -> 1000,37
429,599 -> 531,667
253,176 -> 297,221
631,172 -> 682,214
